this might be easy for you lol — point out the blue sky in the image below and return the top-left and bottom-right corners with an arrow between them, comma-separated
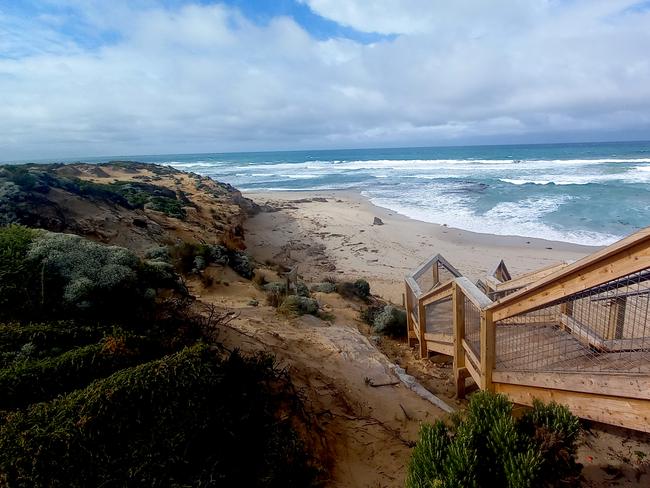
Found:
1,0 -> 650,159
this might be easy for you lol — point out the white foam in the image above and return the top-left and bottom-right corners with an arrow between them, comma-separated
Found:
366,192 -> 620,246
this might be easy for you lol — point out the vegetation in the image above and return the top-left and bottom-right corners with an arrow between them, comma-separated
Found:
0,335 -> 162,409
279,295 -> 320,316
0,345 -> 318,487
366,304 -> 406,337
0,223 -> 318,486
0,226 -> 180,322
406,391 -> 581,488
335,278 -> 371,301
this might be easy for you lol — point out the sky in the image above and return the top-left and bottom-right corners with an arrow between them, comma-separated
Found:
1,0 -> 650,160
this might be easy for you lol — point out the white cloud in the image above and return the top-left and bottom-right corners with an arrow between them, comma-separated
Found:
0,1 -> 649,160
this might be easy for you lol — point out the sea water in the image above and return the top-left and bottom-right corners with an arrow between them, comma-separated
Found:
34,141 -> 650,246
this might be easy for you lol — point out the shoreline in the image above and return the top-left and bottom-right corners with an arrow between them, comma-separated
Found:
244,189 -> 598,302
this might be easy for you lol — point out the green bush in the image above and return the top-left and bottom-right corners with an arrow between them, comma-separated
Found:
372,305 -> 407,337
0,225 -> 38,318
0,229 -> 182,322
0,336 -> 162,409
310,282 -> 337,293
336,278 -> 371,301
279,296 -> 319,316
354,279 -> 371,298
406,391 -> 581,488
0,344 -> 318,487
0,321 -> 108,368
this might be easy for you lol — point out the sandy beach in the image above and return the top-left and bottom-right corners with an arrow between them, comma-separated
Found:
244,190 -> 598,303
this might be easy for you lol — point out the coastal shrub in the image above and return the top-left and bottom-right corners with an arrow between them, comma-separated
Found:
24,232 -> 175,320
405,391 -> 581,488
0,321 -> 108,368
264,281 -> 288,294
0,344 -> 318,487
310,282 -> 337,293
145,246 -> 171,263
146,195 -> 186,218
354,279 -> 371,298
279,296 -> 319,316
296,282 -> 310,297
372,305 -> 407,337
229,250 -> 255,279
0,225 -> 39,318
336,279 -> 371,301
0,335 -> 161,409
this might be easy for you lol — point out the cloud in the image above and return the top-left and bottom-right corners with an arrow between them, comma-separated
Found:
0,0 -> 649,160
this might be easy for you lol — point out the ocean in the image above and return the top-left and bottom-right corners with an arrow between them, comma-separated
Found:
29,141 -> 650,246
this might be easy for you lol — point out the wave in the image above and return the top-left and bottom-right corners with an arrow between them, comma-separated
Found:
365,192 -> 619,246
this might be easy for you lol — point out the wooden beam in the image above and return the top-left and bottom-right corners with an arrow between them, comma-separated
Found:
490,228 -> 650,321
424,332 -> 453,343
465,357 -> 481,386
421,280 -> 454,306
492,371 -> 650,400
405,280 -> 414,341
606,297 -> 627,340
494,382 -> 650,433
480,309 -> 495,391
453,282 -> 466,398
456,277 -> 493,309
559,313 -> 606,350
462,339 -> 480,370
426,340 -> 454,356
496,261 -> 569,292
418,299 -> 427,358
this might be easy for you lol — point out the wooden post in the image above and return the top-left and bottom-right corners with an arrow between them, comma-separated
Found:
418,300 -> 428,359
607,297 -> 627,340
480,309 -> 495,391
452,282 -> 466,398
432,262 -> 439,288
405,282 -> 415,346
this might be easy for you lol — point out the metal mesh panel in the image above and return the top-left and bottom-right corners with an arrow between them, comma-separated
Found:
437,262 -> 456,287
415,269 -> 436,295
406,282 -> 419,322
425,297 -> 453,335
464,296 -> 482,361
495,269 -> 650,374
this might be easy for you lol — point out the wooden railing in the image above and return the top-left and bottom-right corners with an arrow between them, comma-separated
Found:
405,227 -> 650,432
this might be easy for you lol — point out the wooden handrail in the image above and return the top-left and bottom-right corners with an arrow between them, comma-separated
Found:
455,277 -> 493,310
488,227 -> 650,321
495,261 -> 570,292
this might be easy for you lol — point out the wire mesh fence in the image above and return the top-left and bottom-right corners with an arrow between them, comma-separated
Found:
464,295 -> 482,361
424,296 -> 453,335
406,281 -> 419,323
494,268 -> 650,374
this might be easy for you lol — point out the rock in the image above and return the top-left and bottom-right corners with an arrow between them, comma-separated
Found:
248,299 -> 259,307
373,217 -> 384,226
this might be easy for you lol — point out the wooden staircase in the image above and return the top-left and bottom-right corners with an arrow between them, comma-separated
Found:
405,227 -> 650,432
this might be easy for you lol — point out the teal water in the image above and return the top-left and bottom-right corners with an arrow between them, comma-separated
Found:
14,141 -> 650,246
